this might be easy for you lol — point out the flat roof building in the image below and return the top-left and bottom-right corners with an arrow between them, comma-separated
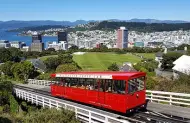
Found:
0,40 -> 10,48
10,41 -> 22,48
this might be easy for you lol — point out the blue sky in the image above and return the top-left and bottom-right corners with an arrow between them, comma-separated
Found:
0,0 -> 189,21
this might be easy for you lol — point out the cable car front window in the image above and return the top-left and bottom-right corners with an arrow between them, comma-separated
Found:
128,76 -> 145,94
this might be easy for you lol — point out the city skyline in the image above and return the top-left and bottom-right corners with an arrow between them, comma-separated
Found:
0,0 -> 190,21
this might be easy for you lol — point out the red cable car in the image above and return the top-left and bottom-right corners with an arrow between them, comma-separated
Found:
50,71 -> 147,113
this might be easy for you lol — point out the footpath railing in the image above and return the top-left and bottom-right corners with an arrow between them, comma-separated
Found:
14,88 -> 130,123
28,79 -> 57,86
146,90 -> 190,106
28,79 -> 190,107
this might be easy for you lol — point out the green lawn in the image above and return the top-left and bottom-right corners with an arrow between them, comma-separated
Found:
39,52 -> 155,71
136,53 -> 155,59
73,52 -> 155,71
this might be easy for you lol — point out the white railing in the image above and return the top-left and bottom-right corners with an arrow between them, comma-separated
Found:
14,88 -> 130,123
27,79 -> 190,107
146,90 -> 190,106
28,79 -> 58,86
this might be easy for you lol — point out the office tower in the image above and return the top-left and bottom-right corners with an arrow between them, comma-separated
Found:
117,27 -> 128,49
31,42 -> 44,52
58,31 -> 67,43
32,32 -> 42,43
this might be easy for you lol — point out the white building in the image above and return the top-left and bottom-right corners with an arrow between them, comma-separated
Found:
47,41 -> 68,51
172,55 -> 190,79
10,41 -> 21,48
0,40 -> 10,48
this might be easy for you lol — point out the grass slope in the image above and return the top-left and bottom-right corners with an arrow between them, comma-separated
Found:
39,52 -> 155,71
73,52 -> 155,71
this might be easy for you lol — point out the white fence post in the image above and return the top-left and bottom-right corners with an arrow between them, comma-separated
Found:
36,95 -> 38,105
42,97 -> 44,107
170,95 -> 172,105
49,100 -> 52,108
89,112 -> 92,123
151,92 -> 153,102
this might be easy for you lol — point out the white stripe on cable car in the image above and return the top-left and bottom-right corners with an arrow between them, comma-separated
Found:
55,74 -> 112,79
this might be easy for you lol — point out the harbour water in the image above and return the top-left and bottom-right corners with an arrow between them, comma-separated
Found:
0,30 -> 57,47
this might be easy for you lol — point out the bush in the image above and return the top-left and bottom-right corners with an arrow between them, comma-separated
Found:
9,95 -> 19,115
23,108 -> 80,123
107,63 -> 119,71
56,63 -> 80,73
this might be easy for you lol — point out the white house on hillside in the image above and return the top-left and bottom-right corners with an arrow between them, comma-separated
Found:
172,55 -> 190,79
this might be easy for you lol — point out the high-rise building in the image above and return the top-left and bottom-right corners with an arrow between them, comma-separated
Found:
117,27 -> 128,49
32,32 -> 42,43
31,43 -> 44,52
58,31 -> 67,43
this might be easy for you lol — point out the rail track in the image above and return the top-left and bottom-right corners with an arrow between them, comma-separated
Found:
13,84 -> 190,123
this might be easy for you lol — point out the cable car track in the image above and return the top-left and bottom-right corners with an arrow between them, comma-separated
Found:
13,84 -> 190,123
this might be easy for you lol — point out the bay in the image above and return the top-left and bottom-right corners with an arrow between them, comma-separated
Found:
0,30 -> 57,47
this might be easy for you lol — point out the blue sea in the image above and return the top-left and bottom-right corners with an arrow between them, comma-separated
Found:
0,29 -> 57,47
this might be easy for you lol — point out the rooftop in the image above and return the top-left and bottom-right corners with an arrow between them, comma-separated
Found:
172,55 -> 190,75
51,71 -> 146,79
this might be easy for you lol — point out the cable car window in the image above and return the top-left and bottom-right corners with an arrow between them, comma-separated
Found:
58,78 -> 64,86
54,78 -> 61,85
70,78 -> 78,88
113,80 -> 126,94
136,77 -> 145,90
65,78 -> 71,87
86,78 -> 97,90
105,80 -> 113,93
128,79 -> 137,93
99,80 -> 105,92
128,76 -> 145,94
78,78 -> 86,89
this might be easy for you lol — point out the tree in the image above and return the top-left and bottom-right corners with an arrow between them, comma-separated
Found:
21,61 -> 36,81
0,48 -> 12,63
58,53 -> 73,64
161,52 -> 183,69
11,61 -> 36,81
47,48 -> 56,52
44,57 -> 60,71
69,45 -> 79,50
107,63 -> 119,71
56,63 -> 80,72
0,61 -> 14,76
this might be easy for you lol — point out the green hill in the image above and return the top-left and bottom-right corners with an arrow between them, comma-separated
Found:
72,52 -> 154,71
